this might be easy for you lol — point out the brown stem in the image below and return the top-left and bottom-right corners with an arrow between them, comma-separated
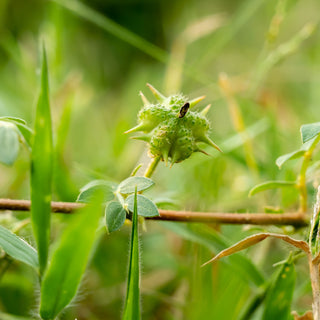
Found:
0,198 -> 308,226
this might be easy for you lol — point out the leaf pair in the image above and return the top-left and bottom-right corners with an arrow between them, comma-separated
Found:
77,176 -> 159,234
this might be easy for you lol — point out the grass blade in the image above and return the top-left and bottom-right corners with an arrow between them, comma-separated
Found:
122,188 -> 140,320
0,225 -> 38,269
262,256 -> 296,320
52,0 -> 167,63
40,195 -> 103,320
30,45 -> 53,276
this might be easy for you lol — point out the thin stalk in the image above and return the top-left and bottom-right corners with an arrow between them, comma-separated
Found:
298,135 -> 320,213
143,156 -> 160,178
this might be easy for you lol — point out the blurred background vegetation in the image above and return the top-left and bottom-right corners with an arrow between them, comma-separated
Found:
0,0 -> 320,319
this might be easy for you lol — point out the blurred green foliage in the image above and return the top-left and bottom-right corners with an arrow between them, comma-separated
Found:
0,0 -> 320,319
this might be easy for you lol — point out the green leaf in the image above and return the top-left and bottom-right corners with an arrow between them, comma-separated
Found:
105,201 -> 126,233
40,195 -> 103,320
262,257 -> 295,320
15,123 -> 33,149
122,188 -> 140,320
0,117 -> 33,149
118,176 -> 154,194
249,181 -> 296,197
0,121 -> 20,165
301,122 -> 320,144
276,138 -> 316,168
77,180 -> 116,203
0,116 -> 27,125
275,150 -> 305,168
30,45 -> 53,276
0,225 -> 38,269
126,194 -> 159,217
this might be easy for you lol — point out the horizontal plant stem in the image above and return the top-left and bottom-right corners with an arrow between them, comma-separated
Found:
0,198 -> 309,226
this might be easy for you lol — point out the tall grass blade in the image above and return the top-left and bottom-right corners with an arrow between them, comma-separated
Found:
30,45 -> 53,277
52,0 -> 167,63
262,256 -> 295,320
122,188 -> 140,320
39,194 -> 103,320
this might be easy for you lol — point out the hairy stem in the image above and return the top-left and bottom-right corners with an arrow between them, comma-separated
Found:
144,156 -> 160,178
0,199 -> 308,226
309,256 -> 320,320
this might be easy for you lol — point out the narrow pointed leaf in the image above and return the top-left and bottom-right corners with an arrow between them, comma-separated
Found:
301,122 -> 320,144
126,194 -> 159,217
105,201 -> 126,233
0,121 -> 20,165
40,195 -> 103,320
0,225 -> 38,269
276,137 -> 317,168
122,188 -> 140,320
249,181 -> 296,197
202,233 -> 309,267
30,46 -> 53,276
118,176 -> 154,194
262,258 -> 296,320
77,180 -> 116,203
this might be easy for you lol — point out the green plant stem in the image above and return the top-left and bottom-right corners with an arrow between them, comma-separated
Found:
298,135 -> 320,213
143,156 -> 160,178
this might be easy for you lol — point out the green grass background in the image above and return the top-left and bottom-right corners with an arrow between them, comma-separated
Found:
0,0 -> 320,319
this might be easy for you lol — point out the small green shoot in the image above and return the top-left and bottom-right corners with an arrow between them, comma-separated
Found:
122,187 -> 140,320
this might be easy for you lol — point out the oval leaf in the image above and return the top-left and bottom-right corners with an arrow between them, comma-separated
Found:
301,122 -> 320,144
249,181 -> 296,197
0,122 -> 20,166
276,150 -> 305,168
77,180 -> 116,203
122,188 -> 140,320
0,226 -> 38,269
126,194 -> 159,217
262,259 -> 295,320
118,176 -> 154,194
40,195 -> 103,320
105,201 -> 126,233
30,46 -> 53,276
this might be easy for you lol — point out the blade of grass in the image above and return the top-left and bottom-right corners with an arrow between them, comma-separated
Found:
122,188 -> 140,320
39,194 -> 103,320
30,45 -> 53,277
262,255 -> 296,320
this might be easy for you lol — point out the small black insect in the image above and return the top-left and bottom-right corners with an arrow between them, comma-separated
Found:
178,102 -> 190,118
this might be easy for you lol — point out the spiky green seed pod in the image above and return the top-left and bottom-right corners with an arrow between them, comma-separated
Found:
125,84 -> 221,166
